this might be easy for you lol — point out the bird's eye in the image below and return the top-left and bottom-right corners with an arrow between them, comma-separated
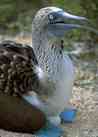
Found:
48,14 -> 54,20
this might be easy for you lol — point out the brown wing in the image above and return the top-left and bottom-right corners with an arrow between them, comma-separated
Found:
0,40 -> 45,96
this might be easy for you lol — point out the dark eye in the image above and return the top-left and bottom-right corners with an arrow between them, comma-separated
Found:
48,14 -> 54,21
49,14 -> 54,20
48,13 -> 57,24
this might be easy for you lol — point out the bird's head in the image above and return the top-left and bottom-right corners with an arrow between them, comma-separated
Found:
32,7 -> 98,38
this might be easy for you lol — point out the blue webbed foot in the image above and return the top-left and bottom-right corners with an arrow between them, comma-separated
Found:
34,122 -> 63,137
60,108 -> 77,123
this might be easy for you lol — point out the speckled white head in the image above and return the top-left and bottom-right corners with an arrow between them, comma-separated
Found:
32,6 -> 88,38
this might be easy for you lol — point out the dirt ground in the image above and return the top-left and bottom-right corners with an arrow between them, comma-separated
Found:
0,35 -> 98,137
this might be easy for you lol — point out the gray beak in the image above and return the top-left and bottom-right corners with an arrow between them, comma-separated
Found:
58,10 -> 87,21
48,10 -> 98,37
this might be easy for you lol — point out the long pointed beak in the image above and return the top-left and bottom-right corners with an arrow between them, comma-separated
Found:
57,10 -> 98,34
58,10 -> 87,21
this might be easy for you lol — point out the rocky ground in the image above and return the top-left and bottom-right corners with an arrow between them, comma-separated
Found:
0,35 -> 98,137
63,60 -> 98,137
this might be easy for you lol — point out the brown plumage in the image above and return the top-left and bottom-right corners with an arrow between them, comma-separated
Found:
0,40 -> 48,133
0,40 -> 45,96
0,94 -> 46,133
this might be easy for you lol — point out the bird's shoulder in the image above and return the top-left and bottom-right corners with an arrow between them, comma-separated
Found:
0,40 -> 38,65
0,40 -> 39,95
0,40 -> 53,98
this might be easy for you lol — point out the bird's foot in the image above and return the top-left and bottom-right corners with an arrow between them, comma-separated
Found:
60,108 -> 77,123
34,121 -> 63,137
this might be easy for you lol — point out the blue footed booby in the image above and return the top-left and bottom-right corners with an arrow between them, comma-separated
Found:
0,7 -> 97,134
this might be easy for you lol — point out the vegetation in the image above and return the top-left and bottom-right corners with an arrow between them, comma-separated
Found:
0,0 -> 97,42
0,0 -> 51,33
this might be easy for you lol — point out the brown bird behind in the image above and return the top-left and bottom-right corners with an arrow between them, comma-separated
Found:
0,41 -> 47,133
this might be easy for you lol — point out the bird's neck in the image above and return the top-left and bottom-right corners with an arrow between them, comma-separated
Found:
32,30 -> 64,79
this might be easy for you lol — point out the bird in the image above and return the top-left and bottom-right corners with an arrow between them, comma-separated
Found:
0,6 -> 96,133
